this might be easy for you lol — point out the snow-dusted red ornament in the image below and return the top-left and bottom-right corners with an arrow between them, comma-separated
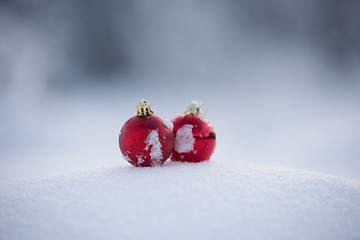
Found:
119,99 -> 174,167
171,101 -> 216,162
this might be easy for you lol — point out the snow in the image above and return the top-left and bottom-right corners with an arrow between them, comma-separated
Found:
199,116 -> 208,124
144,130 -> 163,165
122,154 -> 131,163
0,161 -> 359,240
162,119 -> 174,131
174,124 -> 195,153
136,155 -> 145,164
1,3 -> 360,238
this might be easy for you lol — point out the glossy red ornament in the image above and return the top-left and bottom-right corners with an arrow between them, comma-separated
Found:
119,99 -> 174,167
171,102 -> 216,162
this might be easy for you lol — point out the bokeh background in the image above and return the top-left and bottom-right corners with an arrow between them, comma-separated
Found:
1,0 -> 360,180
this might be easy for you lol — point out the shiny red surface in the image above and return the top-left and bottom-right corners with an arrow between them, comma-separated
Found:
171,114 -> 216,162
119,115 -> 174,167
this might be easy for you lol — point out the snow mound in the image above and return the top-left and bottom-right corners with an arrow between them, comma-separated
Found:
0,161 -> 360,240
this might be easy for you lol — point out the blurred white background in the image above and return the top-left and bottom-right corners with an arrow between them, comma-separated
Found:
1,0 -> 360,180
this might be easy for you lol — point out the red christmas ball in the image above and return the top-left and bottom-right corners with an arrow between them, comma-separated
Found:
171,102 -> 216,162
119,100 -> 174,167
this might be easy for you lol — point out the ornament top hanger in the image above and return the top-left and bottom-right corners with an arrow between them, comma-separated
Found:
184,100 -> 208,116
136,99 -> 154,117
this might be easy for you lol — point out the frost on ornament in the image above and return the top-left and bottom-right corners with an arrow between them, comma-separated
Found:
122,154 -> 131,163
136,155 -> 145,164
174,124 -> 195,153
144,130 -> 163,166
162,119 -> 174,131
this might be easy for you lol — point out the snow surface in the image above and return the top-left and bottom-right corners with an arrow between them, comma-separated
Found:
1,161 -> 359,240
174,124 -> 195,153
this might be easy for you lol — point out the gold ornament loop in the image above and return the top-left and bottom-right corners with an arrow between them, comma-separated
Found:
184,100 -> 207,116
136,99 -> 153,117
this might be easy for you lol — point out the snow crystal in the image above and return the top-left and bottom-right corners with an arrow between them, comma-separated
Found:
144,130 -> 163,165
162,119 -> 173,131
174,124 -> 195,153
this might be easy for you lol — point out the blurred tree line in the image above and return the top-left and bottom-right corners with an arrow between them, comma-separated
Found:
0,0 -> 359,83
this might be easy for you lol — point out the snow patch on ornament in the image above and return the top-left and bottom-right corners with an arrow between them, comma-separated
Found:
175,124 -> 195,153
136,155 -> 145,164
144,130 -> 163,165
122,154 -> 131,162
162,119 -> 173,131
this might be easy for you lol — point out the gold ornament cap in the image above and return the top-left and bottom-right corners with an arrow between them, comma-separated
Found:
136,99 -> 153,117
184,100 -> 207,116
